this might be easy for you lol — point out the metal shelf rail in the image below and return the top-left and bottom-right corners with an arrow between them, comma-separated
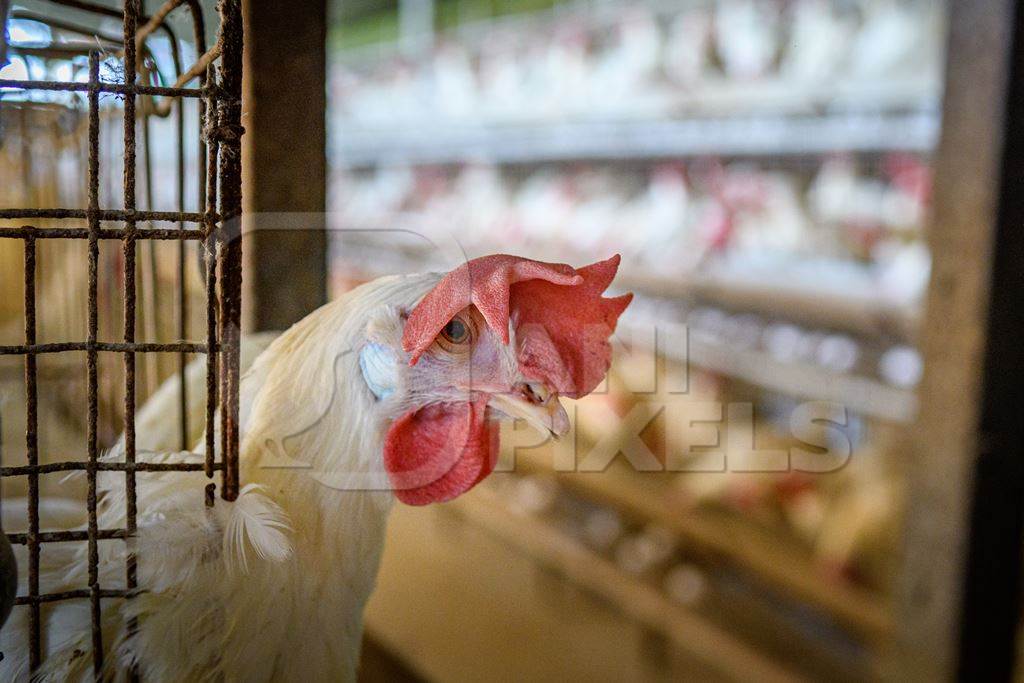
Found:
332,110 -> 940,168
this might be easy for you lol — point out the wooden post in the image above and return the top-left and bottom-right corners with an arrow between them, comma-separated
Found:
891,0 -> 1024,679
241,0 -> 328,332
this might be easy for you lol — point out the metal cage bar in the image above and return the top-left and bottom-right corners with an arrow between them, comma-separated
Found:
204,65 -> 219,484
0,226 -> 209,239
216,0 -> 243,505
23,226 -> 40,672
0,0 -> 243,674
85,47 -> 103,672
121,5 -> 141,675
0,342 -> 210,355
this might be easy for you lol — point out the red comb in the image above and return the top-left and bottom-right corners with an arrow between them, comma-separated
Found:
403,254 -> 633,398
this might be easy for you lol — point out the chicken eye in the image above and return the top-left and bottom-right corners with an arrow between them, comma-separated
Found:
441,318 -> 470,344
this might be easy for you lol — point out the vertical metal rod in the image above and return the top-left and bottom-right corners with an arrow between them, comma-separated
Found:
204,65 -> 219,493
140,100 -> 160,398
86,49 -> 104,675
194,12 -> 210,460
18,110 -> 41,639
122,0 -> 140,635
177,95 -> 190,452
217,0 -> 243,502
23,228 -> 40,672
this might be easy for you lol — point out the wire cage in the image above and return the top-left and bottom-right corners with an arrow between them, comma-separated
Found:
0,0 -> 243,675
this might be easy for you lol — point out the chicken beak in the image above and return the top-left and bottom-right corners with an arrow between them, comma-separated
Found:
488,382 -> 570,439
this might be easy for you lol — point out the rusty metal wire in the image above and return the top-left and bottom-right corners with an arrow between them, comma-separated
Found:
0,0 -> 243,675
0,79 -> 205,98
0,209 -> 210,221
0,226 -> 209,239
1,461 -> 219,476
0,342 -> 210,355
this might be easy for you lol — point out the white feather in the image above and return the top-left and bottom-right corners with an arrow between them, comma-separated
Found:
218,484 -> 293,574
135,501 -> 218,594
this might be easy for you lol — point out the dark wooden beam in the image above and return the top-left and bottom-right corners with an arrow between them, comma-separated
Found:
241,0 -> 328,332
958,0 -> 1024,677
892,0 -> 1023,679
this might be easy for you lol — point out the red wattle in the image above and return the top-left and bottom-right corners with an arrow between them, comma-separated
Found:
383,396 -> 498,506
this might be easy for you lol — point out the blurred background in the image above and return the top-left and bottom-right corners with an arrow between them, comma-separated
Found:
5,0 -> 1014,681
326,2 -> 942,681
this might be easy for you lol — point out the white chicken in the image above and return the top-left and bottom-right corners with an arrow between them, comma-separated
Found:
0,254 -> 632,682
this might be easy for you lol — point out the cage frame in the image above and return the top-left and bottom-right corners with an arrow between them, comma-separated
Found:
0,0 -> 243,675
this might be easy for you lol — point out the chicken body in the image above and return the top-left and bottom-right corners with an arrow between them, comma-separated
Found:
2,273 -> 437,682
1,255 -> 630,682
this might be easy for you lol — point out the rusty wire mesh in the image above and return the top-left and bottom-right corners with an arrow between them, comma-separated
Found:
0,0 -> 242,674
